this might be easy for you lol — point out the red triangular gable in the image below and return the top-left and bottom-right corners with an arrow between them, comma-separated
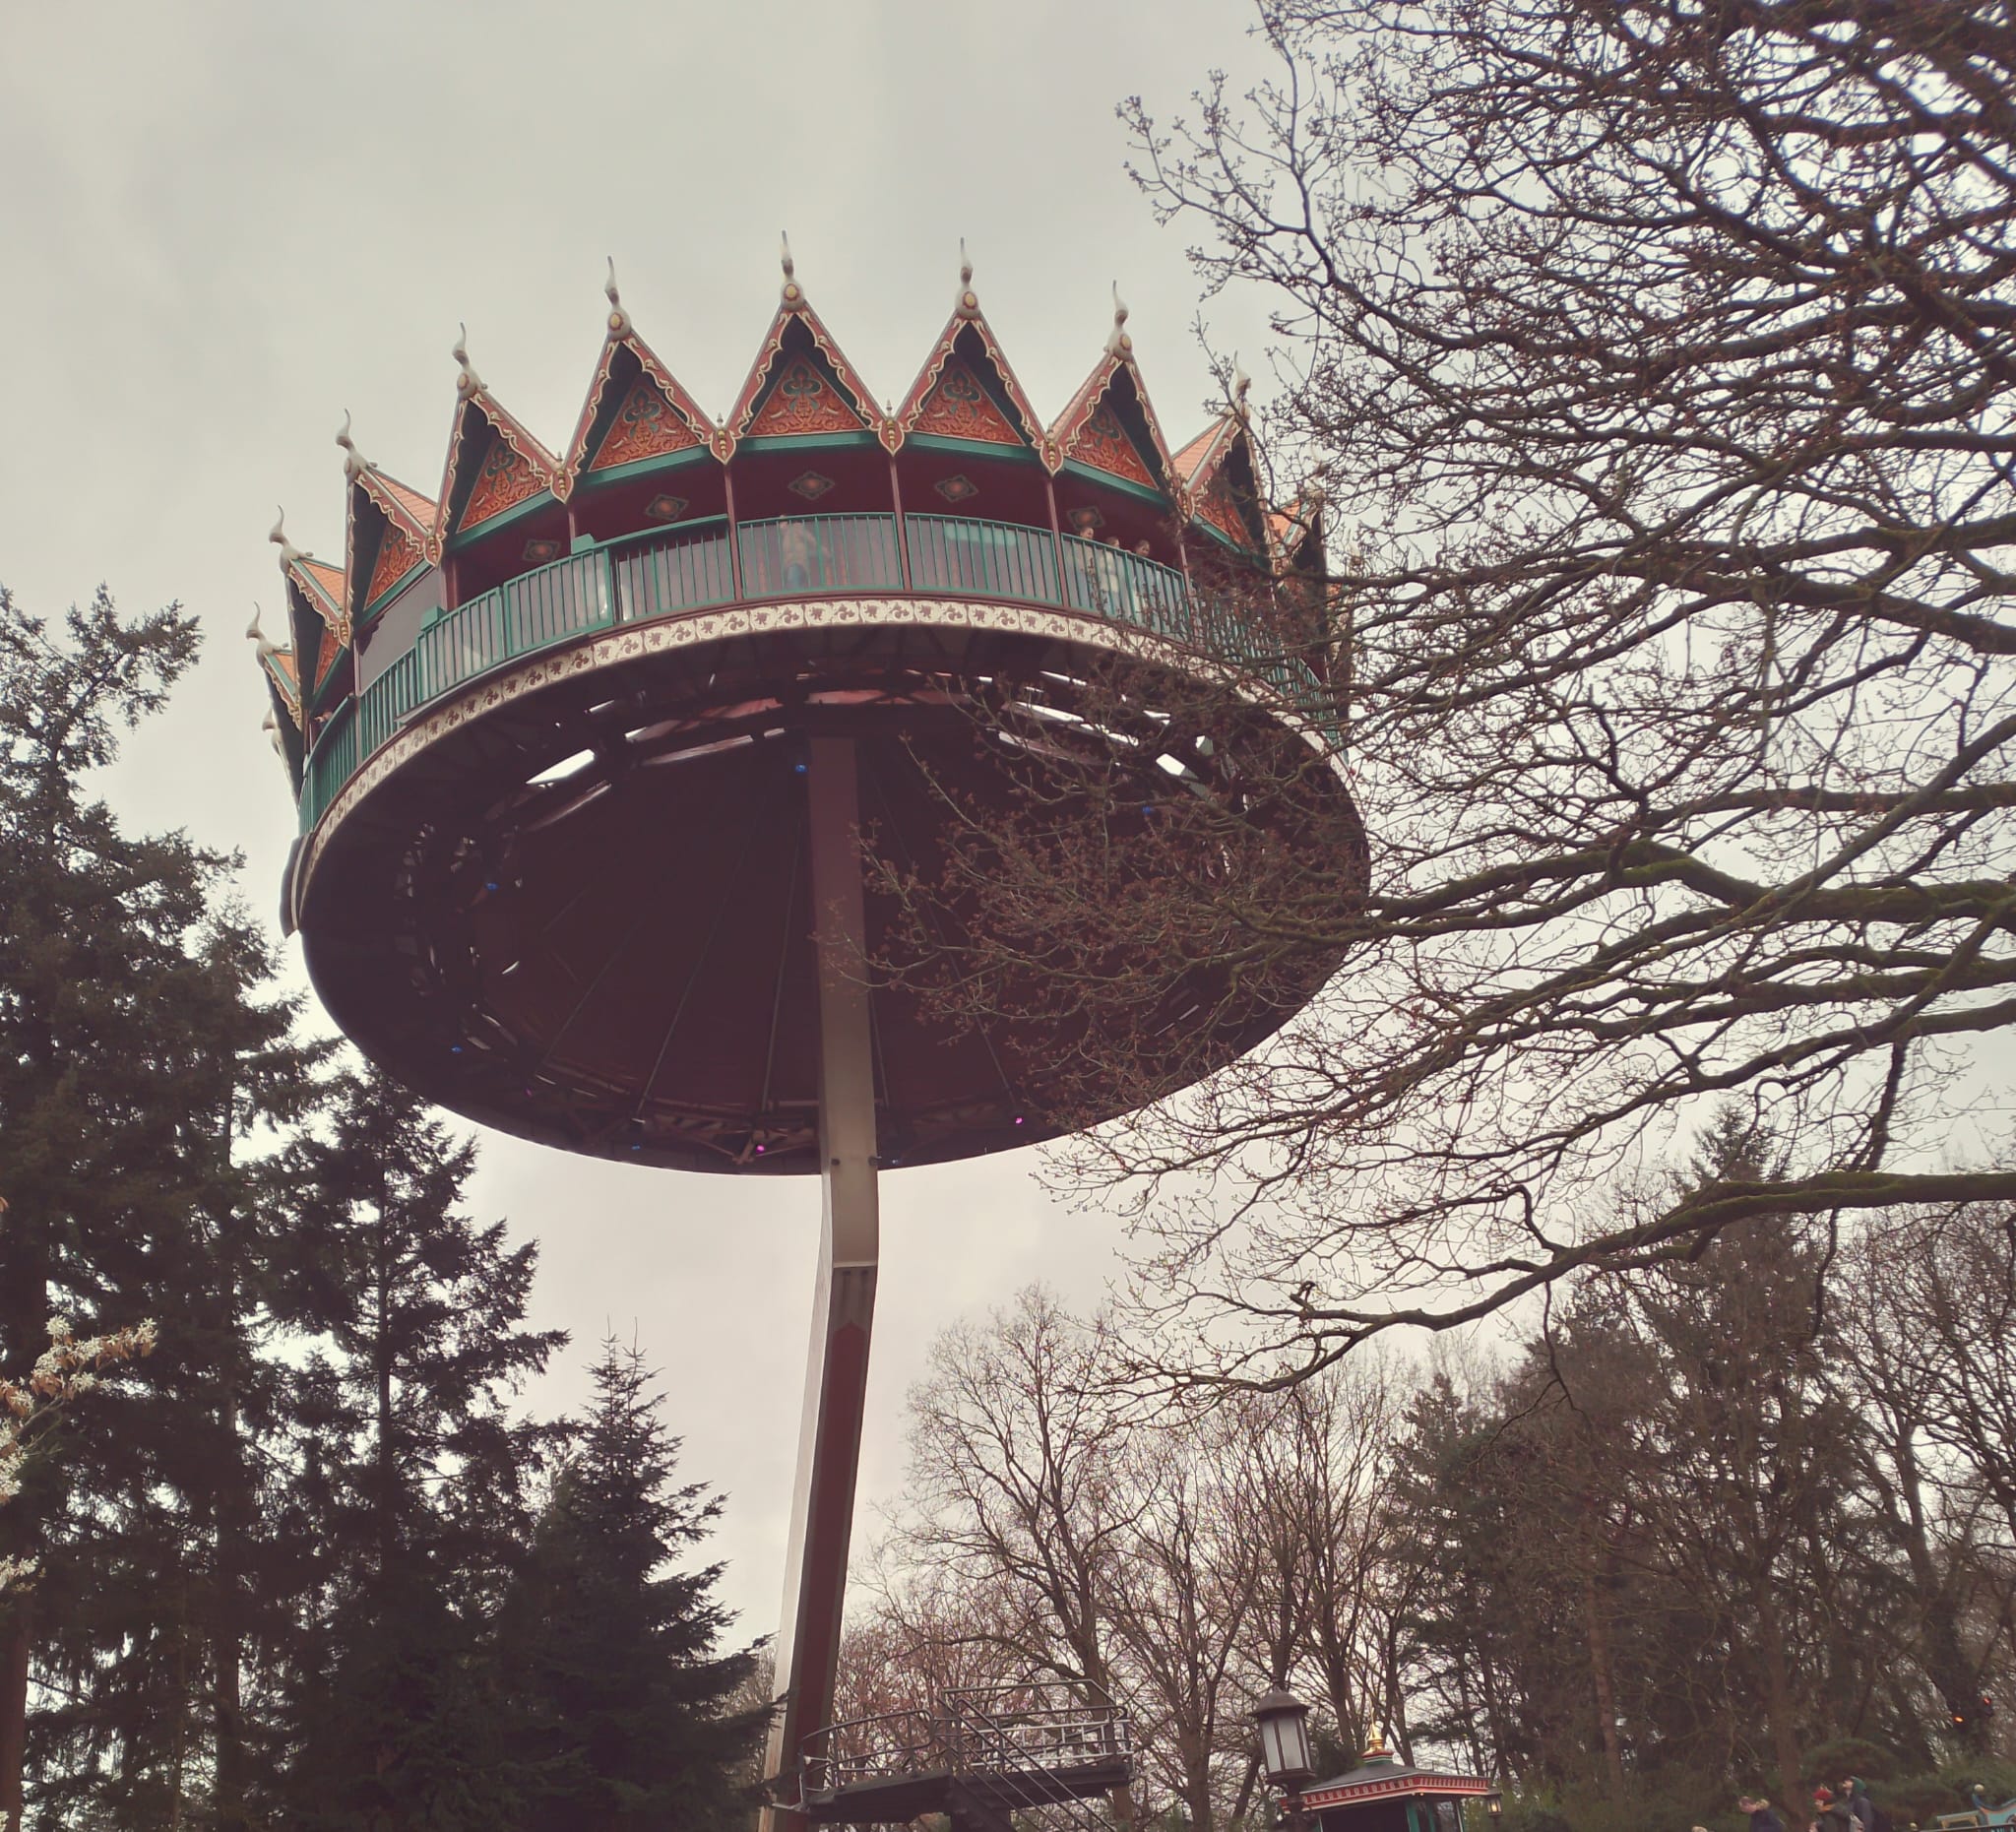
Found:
745,350 -> 867,439
895,310 -> 1043,452
1046,349 -> 1174,493
589,373 -> 706,471
910,357 -> 1025,447
458,435 -> 544,533
728,297 -> 879,444
568,329 -> 722,476
345,468 -> 436,626
1070,398 -> 1159,490
366,516 -> 427,603
438,386 -> 564,541
1194,470 -> 1256,550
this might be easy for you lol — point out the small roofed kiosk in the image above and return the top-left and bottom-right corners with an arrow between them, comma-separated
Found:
1299,1736 -> 1501,1832
249,241 -> 1366,1829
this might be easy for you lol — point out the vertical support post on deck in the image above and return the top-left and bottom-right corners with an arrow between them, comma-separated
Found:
761,735 -> 880,1832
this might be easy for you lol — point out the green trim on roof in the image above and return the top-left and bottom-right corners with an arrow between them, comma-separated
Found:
737,429 -> 878,455
443,489 -> 553,555
1058,459 -> 1168,507
906,433 -> 1040,463
574,444 -> 716,492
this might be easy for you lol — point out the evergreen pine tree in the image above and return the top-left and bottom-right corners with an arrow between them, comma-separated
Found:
499,1334 -> 766,1832
269,1067 -> 564,1832
0,588 -> 296,1829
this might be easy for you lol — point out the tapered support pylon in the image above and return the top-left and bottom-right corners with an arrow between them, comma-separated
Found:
762,736 -> 880,1831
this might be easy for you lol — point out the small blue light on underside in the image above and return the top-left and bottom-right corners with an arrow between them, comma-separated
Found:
792,761 -> 808,775
484,880 -> 500,892
450,1044 -> 463,1054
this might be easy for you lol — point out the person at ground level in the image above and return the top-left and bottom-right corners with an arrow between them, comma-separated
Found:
1739,1795 -> 1787,1832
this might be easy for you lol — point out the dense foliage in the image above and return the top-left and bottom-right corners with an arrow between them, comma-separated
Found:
0,591 -> 761,1831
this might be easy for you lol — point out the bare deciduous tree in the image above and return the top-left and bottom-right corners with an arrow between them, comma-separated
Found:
882,0 -> 2016,1384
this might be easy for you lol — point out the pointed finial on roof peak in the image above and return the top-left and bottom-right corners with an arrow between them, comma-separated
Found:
780,231 -> 804,308
262,706 -> 284,756
1108,283 -> 1132,355
956,237 -> 979,318
269,507 -> 307,569
604,256 -> 632,339
453,323 -> 483,397
245,605 -> 278,661
336,410 -> 370,480
1232,359 -> 1252,413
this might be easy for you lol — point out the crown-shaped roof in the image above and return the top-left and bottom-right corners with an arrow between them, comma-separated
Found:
265,248 -> 1326,748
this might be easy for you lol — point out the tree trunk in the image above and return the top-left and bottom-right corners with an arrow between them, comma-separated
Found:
1582,1521 -> 1626,1800
0,1596 -> 30,1832
1755,1589 -> 1806,1815
211,1354 -> 248,1830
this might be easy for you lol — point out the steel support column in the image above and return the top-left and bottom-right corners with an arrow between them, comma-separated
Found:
761,734 -> 880,1831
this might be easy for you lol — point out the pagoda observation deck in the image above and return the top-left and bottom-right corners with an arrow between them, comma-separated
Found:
250,244 -> 1354,1180
250,243 -> 1367,1824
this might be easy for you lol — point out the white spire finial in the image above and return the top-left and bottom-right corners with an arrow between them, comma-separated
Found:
1232,360 -> 1252,413
956,238 -> 979,316
453,323 -> 482,396
604,256 -> 631,338
269,507 -> 306,568
336,410 -> 368,479
1107,283 -> 1133,354
780,231 -> 803,306
245,605 -> 278,661
262,707 -> 284,756
780,231 -> 794,281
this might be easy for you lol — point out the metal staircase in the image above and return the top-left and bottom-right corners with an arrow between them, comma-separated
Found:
794,1681 -> 1133,1832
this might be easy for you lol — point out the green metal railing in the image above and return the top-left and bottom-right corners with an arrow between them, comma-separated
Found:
614,518 -> 734,620
737,514 -> 906,598
907,514 -> 1059,602
297,512 -> 1328,833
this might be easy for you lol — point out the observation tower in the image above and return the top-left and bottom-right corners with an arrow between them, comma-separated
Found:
250,242 -> 1365,1821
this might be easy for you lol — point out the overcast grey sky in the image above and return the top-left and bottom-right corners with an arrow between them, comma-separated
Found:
0,0 -> 1286,1642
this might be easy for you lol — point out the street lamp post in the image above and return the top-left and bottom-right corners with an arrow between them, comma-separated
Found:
1254,1689 -> 1316,1832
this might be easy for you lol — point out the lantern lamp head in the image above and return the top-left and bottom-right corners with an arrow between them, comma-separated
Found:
1254,1688 -> 1315,1790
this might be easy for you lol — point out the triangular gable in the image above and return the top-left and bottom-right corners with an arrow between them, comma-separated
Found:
282,554 -> 349,700
261,646 -> 301,726
345,467 -> 437,628
1178,414 -> 1268,554
908,357 -> 1024,447
1045,351 -> 1175,495
440,388 -> 566,541
896,311 -> 1042,451
1194,469 -> 1261,551
1269,500 -> 1325,576
568,331 -> 721,477
729,300 -> 879,444
312,623 -> 345,695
